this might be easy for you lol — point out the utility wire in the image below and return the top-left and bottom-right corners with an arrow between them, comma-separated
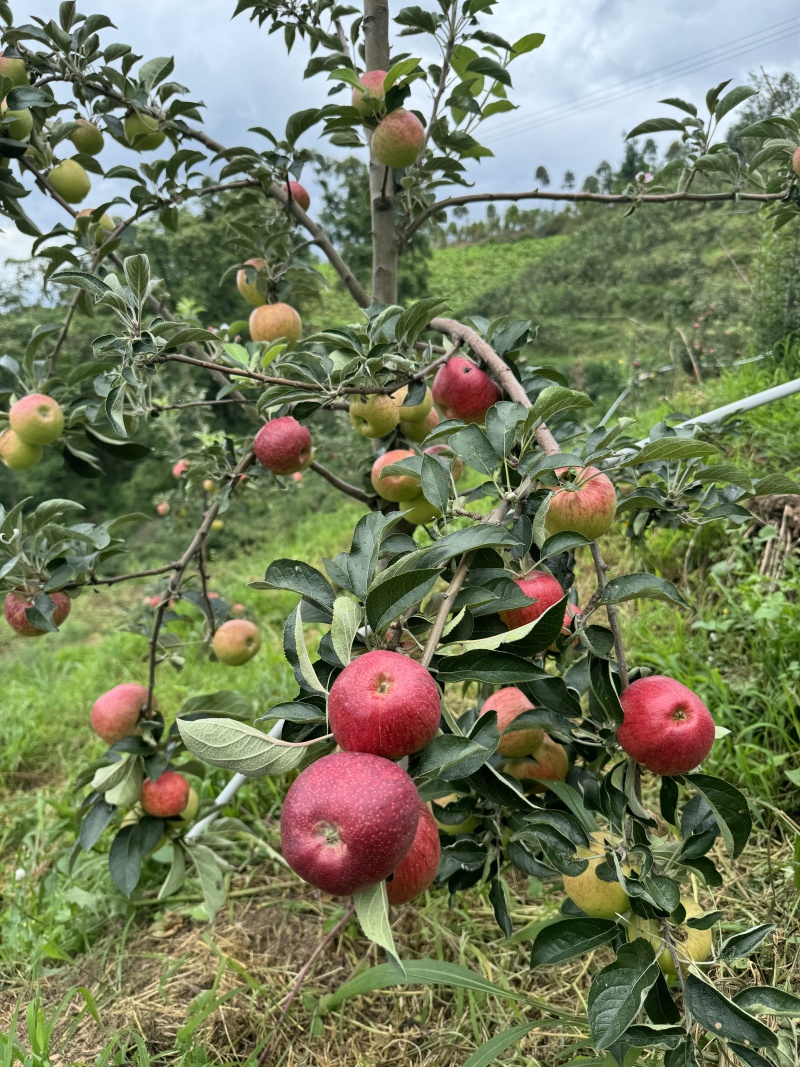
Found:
486,17 -> 800,144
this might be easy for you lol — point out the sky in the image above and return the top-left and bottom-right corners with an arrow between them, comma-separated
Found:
1,0 -> 798,274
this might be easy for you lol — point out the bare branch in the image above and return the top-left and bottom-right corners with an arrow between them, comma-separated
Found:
309,460 -> 374,506
404,186 -> 790,239
63,563 -> 177,591
590,542 -> 629,690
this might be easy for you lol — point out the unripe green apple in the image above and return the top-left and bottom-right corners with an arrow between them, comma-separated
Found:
430,794 -> 477,834
1,101 -> 32,140
70,118 -> 104,155
48,159 -> 91,204
349,393 -> 399,438
792,146 -> 800,179
628,898 -> 712,976
177,786 -> 200,822
402,492 -> 442,525
124,111 -> 165,151
74,208 -> 114,242
0,429 -> 42,469
401,406 -> 439,442
9,393 -> 64,445
0,52 -> 28,87
213,619 -> 261,665
237,258 -> 266,306
562,831 -> 631,919
393,384 -> 433,423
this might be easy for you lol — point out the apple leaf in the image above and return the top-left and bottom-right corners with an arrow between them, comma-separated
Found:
530,918 -> 619,966
187,843 -> 226,919
414,734 -> 495,780
628,438 -> 719,465
104,755 -> 144,808
420,451 -> 450,512
684,974 -> 778,1049
108,824 -> 144,898
157,841 -> 186,901
434,649 -> 549,684
450,424 -> 498,475
365,567 -> 439,634
291,601 -> 328,694
599,573 -> 689,609
177,716 -> 330,776
529,385 -> 593,425
718,923 -> 774,961
330,596 -> 362,666
79,798 -> 116,852
588,939 -> 661,1049
734,986 -> 800,1017
353,881 -> 403,973
260,559 -> 335,615
683,774 -> 751,858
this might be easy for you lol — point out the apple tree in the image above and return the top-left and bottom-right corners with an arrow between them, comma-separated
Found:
2,0 -> 800,1062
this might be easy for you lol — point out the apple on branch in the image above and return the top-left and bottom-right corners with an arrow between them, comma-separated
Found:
280,751 -> 420,896
544,465 -> 617,540
212,619 -> 261,666
616,675 -> 715,775
432,356 -> 501,424
254,416 -> 312,475
91,683 -> 153,745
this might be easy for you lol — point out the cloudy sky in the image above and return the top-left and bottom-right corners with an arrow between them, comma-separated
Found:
2,0 -> 798,272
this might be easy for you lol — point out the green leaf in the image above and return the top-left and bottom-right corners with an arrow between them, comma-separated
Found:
627,117 -> 687,138
460,1022 -> 543,1067
177,716 -> 329,776
417,525 -> 516,568
330,596 -> 362,666
530,918 -> 619,966
450,424 -> 498,475
421,451 -> 450,513
108,825 -> 143,898
629,438 -> 719,464
485,402 -> 527,457
511,32 -> 545,56
319,959 -> 527,1013
734,986 -> 800,1017
123,254 -> 150,305
599,573 -> 689,609
348,511 -> 402,598
395,297 -> 450,350
435,649 -> 549,684
79,798 -> 115,852
488,877 -> 512,938
188,843 -> 226,919
684,973 -> 778,1048
157,842 -> 186,900
285,108 -> 322,145
588,941 -> 661,1049
714,84 -> 758,121
260,559 -> 335,615
694,464 -> 753,490
293,601 -> 328,694
257,701 -> 325,724
353,881 -> 402,970
51,270 -> 111,299
751,474 -> 800,496
366,568 -> 439,634
539,531 -> 592,560
104,755 -> 143,808
683,773 -> 751,858
718,923 -> 774,961
415,735 -> 494,780
530,385 -> 593,425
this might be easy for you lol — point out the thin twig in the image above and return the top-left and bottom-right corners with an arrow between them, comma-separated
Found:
309,461 -> 374,506
258,905 -> 356,1065
196,545 -> 217,639
590,542 -> 629,690
63,563 -> 177,591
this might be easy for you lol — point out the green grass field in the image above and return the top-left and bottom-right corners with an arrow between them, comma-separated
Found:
2,361 -> 800,1065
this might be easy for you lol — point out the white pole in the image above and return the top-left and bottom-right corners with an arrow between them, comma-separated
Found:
185,717 -> 284,840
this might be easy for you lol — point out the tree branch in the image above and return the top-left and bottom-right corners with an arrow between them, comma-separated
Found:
63,563 -> 178,591
404,185 -> 790,239
309,460 -> 374,506
590,542 -> 629,690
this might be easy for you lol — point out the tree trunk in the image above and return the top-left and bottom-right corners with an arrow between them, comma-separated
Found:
363,0 -> 398,305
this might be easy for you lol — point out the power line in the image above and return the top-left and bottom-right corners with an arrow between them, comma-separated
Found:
486,18 -> 800,145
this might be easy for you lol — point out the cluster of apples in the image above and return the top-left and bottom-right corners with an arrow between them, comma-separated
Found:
352,70 -> 426,170
0,392 -> 64,470
350,356 -> 502,442
235,182 -> 310,347
281,649 -> 442,901
91,684 -> 198,821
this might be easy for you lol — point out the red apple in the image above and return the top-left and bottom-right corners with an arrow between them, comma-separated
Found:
372,108 -> 425,168
4,589 -> 71,636
91,683 -> 152,744
249,303 -> 302,345
280,751 -> 420,895
172,458 -> 189,478
401,406 -> 439,442
237,257 -> 265,306
328,649 -> 441,759
371,448 -> 420,502
432,356 -> 501,424
141,770 -> 190,817
387,799 -> 441,905
479,687 -> 543,758
499,570 -> 564,631
281,180 -> 310,211
617,676 -> 715,776
550,602 -> 581,652
545,466 -> 617,541
156,501 -> 170,516
793,146 -> 800,179
292,471 -> 303,483
212,619 -> 261,666
9,393 -> 64,445
254,416 -> 312,475
502,734 -> 569,794
352,69 -> 387,115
